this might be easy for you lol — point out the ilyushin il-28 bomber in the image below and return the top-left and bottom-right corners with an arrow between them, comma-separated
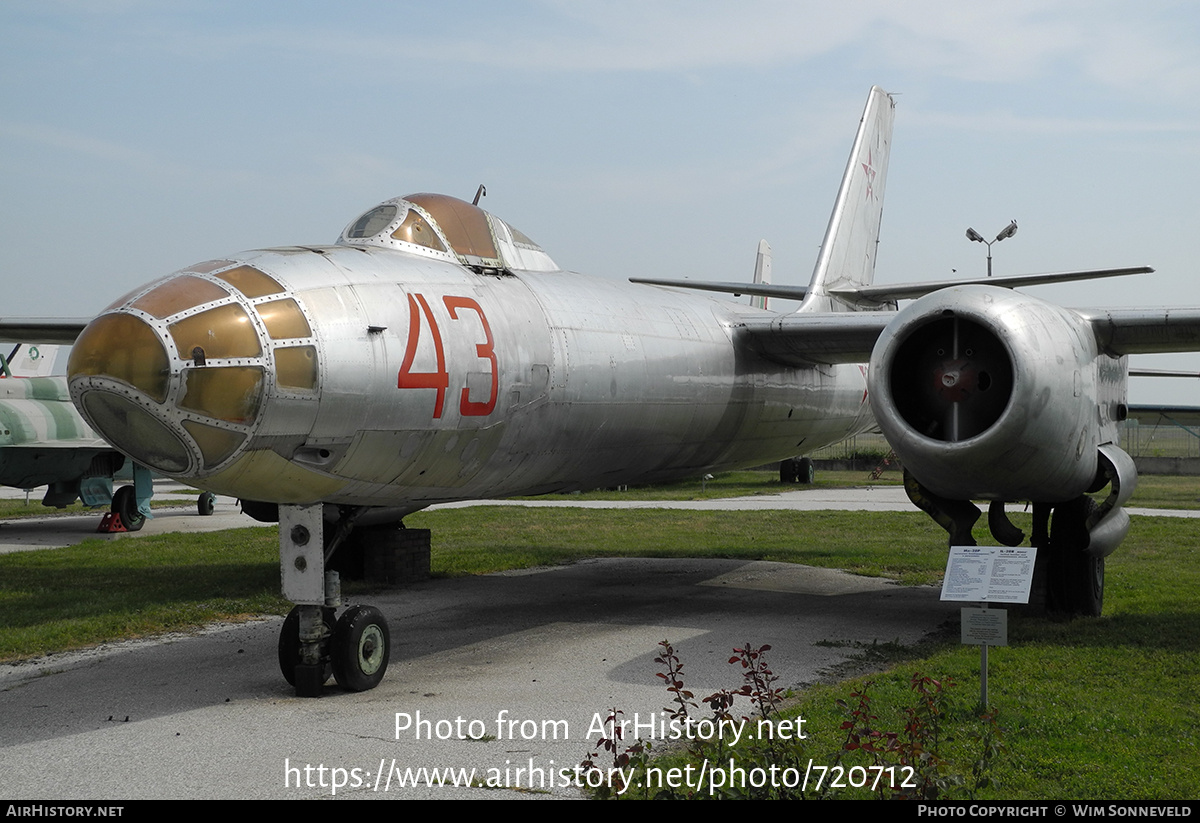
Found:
11,86 -> 1199,695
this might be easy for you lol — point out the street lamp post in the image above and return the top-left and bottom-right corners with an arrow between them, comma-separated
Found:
966,220 -> 1018,277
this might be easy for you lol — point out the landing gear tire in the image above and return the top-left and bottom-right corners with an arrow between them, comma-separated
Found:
1049,551 -> 1104,618
112,485 -> 145,532
797,457 -> 815,484
331,605 -> 390,692
1047,496 -> 1104,617
278,606 -> 336,687
779,459 -> 796,483
197,491 -> 216,516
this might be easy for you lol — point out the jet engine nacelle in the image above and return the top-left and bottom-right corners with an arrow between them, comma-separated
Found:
868,285 -> 1110,503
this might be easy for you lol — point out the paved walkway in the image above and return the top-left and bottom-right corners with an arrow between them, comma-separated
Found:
2,482 -> 1196,555
435,486 -> 1200,519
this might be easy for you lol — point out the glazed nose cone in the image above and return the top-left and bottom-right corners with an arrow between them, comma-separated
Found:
68,312 -> 193,472
67,268 -> 278,476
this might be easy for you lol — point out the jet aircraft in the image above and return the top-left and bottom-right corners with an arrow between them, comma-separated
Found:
0,343 -> 158,527
9,86 -> 1200,696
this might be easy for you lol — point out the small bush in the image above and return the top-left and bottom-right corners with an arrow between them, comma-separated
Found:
580,641 -> 1004,800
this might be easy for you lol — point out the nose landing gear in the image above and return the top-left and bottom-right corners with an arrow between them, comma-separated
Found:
277,504 -> 391,696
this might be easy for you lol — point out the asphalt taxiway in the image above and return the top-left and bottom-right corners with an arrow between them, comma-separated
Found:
1,556 -> 947,800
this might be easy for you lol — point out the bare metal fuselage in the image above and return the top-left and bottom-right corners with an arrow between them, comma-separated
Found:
69,245 -> 873,513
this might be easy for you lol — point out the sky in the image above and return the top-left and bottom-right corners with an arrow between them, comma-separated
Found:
3,0 -> 1199,402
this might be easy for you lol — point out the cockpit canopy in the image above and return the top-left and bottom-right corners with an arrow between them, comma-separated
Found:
337,193 -> 559,273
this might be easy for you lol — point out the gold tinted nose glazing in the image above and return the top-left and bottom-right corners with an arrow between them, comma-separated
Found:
67,313 -> 170,402
66,262 -> 302,476
169,303 -> 263,360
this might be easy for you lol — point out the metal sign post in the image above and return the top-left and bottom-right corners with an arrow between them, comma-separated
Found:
941,546 -> 1037,710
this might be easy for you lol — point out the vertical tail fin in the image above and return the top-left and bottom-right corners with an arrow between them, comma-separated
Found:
800,86 -> 895,312
749,239 -> 772,310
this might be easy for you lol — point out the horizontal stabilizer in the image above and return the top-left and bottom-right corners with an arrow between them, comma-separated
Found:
1129,368 -> 1200,378
0,317 -> 91,344
631,278 -> 808,302
633,266 -> 1152,308
832,266 -> 1154,304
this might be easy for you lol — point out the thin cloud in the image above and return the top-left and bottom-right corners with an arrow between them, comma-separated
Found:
0,121 -> 173,169
44,1 -> 1199,103
908,108 -> 1200,136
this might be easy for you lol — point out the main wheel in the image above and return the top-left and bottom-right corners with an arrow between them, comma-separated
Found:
779,459 -> 798,483
1049,551 -> 1104,618
278,606 -> 335,686
797,457 -> 815,484
1047,497 -> 1103,617
112,485 -> 145,532
197,492 -> 216,516
331,605 -> 390,691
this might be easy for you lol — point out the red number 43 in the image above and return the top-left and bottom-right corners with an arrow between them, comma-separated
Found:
397,293 -> 497,418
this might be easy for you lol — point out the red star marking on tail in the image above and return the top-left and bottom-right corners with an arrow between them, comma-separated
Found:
861,150 -> 877,201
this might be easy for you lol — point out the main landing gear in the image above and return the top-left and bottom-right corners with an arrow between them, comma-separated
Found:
330,605 -> 390,691
780,456 -> 815,484
904,469 -> 1123,618
1030,497 -> 1105,618
277,504 -> 391,696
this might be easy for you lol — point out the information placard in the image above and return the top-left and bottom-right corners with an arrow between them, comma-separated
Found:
961,606 -> 1008,646
940,545 -> 1037,604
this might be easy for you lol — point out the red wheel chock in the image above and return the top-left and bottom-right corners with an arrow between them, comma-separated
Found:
97,513 -> 128,533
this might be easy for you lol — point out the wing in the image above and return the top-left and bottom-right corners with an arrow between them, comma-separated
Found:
1077,307 -> 1200,354
734,292 -> 1200,369
0,317 -> 92,344
736,311 -> 892,365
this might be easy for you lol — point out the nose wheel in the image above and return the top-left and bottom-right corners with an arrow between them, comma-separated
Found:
197,491 -> 216,516
278,604 -> 391,695
330,605 -> 390,691
278,606 -> 336,687
278,504 -> 392,695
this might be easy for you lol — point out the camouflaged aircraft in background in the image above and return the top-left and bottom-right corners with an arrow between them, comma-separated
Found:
0,343 -> 209,528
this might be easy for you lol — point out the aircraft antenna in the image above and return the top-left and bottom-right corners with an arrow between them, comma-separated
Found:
472,184 -> 487,206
